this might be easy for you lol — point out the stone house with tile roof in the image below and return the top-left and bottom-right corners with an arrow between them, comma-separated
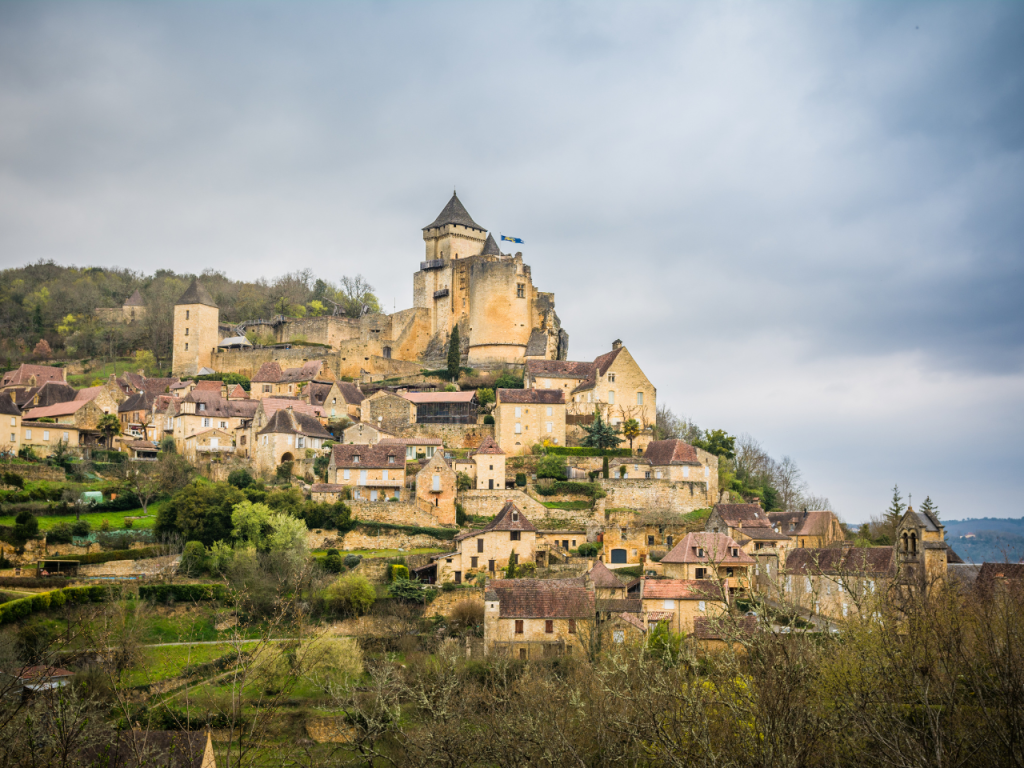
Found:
252,360 -> 335,400
18,419 -> 82,456
536,341 -> 656,450
468,434 -> 505,490
706,503 -> 794,573
306,380 -> 363,421
0,396 -> 22,454
484,577 -> 595,658
328,443 -> 406,502
660,532 -> 756,595
172,391 -> 259,454
414,451 -> 457,525
183,428 -> 236,461
781,546 -> 897,621
253,406 -> 332,477
433,501 -> 539,585
494,387 -> 566,455
0,363 -> 67,390
639,578 -> 728,634
342,421 -> 394,445
361,390 -> 417,435
768,509 -> 845,549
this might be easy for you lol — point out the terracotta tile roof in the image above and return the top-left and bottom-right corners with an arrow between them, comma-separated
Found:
595,598 -> 642,613
337,382 -> 364,404
487,578 -> 594,619
73,386 -> 104,402
525,359 -> 596,379
692,615 -> 759,641
258,397 -> 323,421
184,392 -> 259,419
471,435 -> 504,455
175,278 -> 217,307
644,439 -> 700,466
378,437 -> 443,446
258,407 -> 332,439
193,380 -> 222,392
733,528 -> 792,543
642,579 -> 722,600
588,559 -> 626,589
228,384 -> 249,399
661,532 -> 754,565
23,400 -> 90,419
498,388 -> 565,404
768,510 -> 839,537
977,562 -> 1024,582
153,395 -> 180,415
14,664 -> 74,681
1,364 -> 66,387
618,612 -> 647,632
482,500 -> 537,533
139,377 -> 179,395
331,443 -> 404,469
423,192 -> 486,232
714,503 -> 772,528
400,391 -> 476,403
784,547 -> 895,576
592,346 -> 623,376
252,362 -> 283,382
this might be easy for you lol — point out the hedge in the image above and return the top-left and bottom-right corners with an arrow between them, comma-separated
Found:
139,584 -> 228,602
544,447 -> 634,457
532,482 -> 607,499
0,576 -> 71,589
46,546 -> 165,565
0,584 -> 120,625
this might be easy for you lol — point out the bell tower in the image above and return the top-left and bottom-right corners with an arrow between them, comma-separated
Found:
172,279 -> 220,376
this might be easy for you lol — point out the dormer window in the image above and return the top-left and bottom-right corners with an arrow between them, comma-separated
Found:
198,403 -> 205,412
388,454 -> 395,463
731,548 -> 739,557
697,548 -> 705,558
353,454 -> 360,463
512,511 -> 519,522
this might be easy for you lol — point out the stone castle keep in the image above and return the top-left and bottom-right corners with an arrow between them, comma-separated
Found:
171,192 -> 568,378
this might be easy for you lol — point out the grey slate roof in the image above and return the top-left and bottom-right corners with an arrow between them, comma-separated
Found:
423,192 -> 486,232
481,232 -> 502,255
175,279 -> 217,308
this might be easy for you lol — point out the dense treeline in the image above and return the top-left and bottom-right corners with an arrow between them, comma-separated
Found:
0,262 -> 379,368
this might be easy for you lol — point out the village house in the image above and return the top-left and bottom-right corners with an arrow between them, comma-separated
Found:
11,380 -> 76,410
182,428 -> 236,462
19,421 -> 83,455
341,421 -> 394,445
378,436 -> 443,461
431,500 -> 538,584
327,443 -> 405,502
250,397 -> 326,439
690,615 -> 760,653
768,509 -> 846,549
0,397 -> 22,454
226,383 -> 249,400
70,376 -> 126,415
253,407 -> 333,476
117,392 -> 152,440
307,380 -> 364,421
459,434 -> 506,490
536,341 -> 656,448
782,546 -> 895,621
639,578 -> 728,634
360,390 -> 416,435
413,451 -> 457,525
705,503 -> 793,579
0,363 -> 67,390
400,390 -> 478,424
493,388 -> 566,455
251,360 -> 335,400
22,398 -> 105,431
643,439 -> 719,484
484,577 -> 595,659
600,517 -> 691,566
172,391 -> 259,453
659,532 -> 755,596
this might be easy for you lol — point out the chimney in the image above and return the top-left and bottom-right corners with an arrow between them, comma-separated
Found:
611,339 -> 623,350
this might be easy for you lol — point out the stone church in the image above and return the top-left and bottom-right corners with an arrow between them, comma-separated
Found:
172,193 -> 568,377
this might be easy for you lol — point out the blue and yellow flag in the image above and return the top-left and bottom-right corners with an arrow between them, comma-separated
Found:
501,235 -> 524,244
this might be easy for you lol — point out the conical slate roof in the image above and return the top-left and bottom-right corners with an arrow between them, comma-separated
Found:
481,233 -> 501,256
123,288 -> 146,307
423,192 -> 485,232
175,279 -> 217,308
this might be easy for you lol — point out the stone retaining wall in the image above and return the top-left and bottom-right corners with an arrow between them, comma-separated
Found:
390,422 -> 495,450
423,586 -> 485,618
306,529 -> 452,552
597,478 -> 713,514
459,489 -> 599,532
80,554 -> 179,577
349,500 -> 445,528
1,464 -> 66,482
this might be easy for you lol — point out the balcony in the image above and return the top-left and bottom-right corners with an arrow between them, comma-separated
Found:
433,288 -> 450,299
420,259 -> 444,271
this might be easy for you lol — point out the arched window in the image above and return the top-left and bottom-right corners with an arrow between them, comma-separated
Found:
902,533 -> 909,552
910,533 -> 918,555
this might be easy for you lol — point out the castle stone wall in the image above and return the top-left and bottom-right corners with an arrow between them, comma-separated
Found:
467,257 -> 533,364
597,478 -> 714,514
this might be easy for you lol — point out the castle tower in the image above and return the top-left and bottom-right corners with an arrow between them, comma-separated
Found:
467,255 -> 534,364
414,192 -> 489,337
172,279 -> 219,376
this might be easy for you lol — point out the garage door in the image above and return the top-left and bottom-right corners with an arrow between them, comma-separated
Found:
611,548 -> 628,564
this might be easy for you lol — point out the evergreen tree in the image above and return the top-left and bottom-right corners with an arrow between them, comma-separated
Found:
447,324 -> 461,381
884,484 -> 906,530
506,549 -> 518,579
919,495 -> 939,520
581,409 -> 622,451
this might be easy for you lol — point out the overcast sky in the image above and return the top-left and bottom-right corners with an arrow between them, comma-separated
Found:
1,2 -> 1021,523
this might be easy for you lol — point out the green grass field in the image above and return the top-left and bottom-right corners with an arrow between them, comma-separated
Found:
540,500 -> 593,510
67,359 -> 170,388
0,501 -> 164,531
123,643 -> 240,688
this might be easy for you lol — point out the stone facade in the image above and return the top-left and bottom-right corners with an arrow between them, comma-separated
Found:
172,282 -> 220,376
362,391 -> 416,436
347,501 -> 448,528
19,422 -> 81,456
598,478 -> 716,515
414,452 -> 457,526
494,390 -> 566,455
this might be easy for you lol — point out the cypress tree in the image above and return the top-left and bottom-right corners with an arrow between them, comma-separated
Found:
447,324 -> 461,381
